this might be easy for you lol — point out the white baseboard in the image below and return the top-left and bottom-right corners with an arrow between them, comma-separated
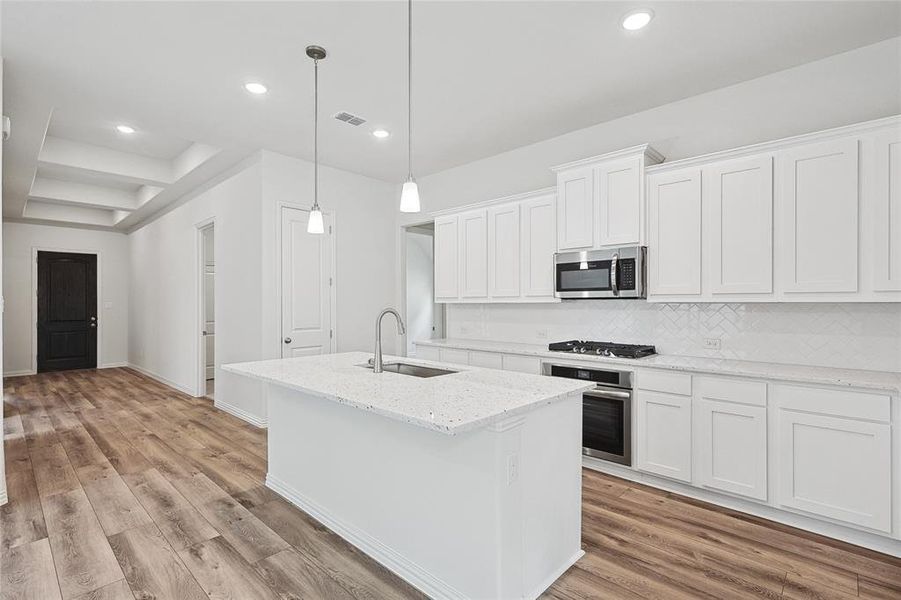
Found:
267,474 -> 465,600
214,400 -> 268,429
125,363 -> 196,396
3,369 -> 36,378
583,457 -> 901,558
99,362 -> 129,369
0,487 -> 7,506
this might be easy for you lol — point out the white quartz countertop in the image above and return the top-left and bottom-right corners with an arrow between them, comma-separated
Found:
415,339 -> 901,393
223,352 -> 593,435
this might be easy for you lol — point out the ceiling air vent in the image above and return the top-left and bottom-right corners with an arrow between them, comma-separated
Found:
334,111 -> 367,126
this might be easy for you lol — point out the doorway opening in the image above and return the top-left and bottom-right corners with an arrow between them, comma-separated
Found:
403,223 -> 445,356
35,250 -> 99,373
200,223 -> 215,399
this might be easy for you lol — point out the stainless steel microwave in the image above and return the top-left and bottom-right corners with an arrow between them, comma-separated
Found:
554,246 -> 647,299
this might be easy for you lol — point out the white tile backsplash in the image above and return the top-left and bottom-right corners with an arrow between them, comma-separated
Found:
446,302 -> 901,372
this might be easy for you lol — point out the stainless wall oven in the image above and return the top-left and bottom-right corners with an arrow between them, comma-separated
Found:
554,245 -> 646,299
543,363 -> 632,466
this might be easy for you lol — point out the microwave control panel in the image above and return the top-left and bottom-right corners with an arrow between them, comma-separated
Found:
619,259 -> 636,290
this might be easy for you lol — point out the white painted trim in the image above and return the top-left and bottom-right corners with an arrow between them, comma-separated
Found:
125,363 -> 196,396
647,114 -> 901,174
98,362 -> 128,369
550,143 -> 664,172
30,246 -> 103,374
214,399 -> 268,429
267,474 -> 467,600
194,217 -> 215,397
0,488 -> 7,506
428,186 -> 556,219
3,369 -> 37,378
583,457 -> 901,558
526,550 -> 585,600
275,203 -> 338,357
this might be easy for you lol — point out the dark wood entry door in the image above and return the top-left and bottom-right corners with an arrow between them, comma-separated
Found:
37,251 -> 98,373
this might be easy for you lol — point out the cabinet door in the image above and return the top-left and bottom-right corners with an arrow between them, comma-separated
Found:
556,167 -> 594,250
706,155 -> 774,295
778,138 -> 859,293
873,129 -> 901,291
434,216 -> 459,301
502,354 -> 541,374
636,390 -> 692,482
469,350 -> 503,369
776,410 -> 891,532
439,348 -> 470,365
521,194 -> 557,298
488,204 -> 521,298
596,157 -> 641,246
414,345 -> 441,361
695,399 -> 767,501
648,168 -> 702,296
459,209 -> 488,298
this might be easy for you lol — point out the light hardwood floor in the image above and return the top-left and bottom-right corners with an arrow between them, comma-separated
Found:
2,368 -> 899,599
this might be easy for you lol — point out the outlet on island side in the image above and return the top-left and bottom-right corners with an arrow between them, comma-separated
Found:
703,337 -> 722,351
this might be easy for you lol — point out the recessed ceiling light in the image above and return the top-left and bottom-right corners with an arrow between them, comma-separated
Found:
372,129 -> 390,139
622,10 -> 653,31
116,124 -> 135,134
244,82 -> 268,95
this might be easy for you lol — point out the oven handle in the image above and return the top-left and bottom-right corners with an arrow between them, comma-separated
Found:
610,252 -> 619,296
584,388 -> 631,401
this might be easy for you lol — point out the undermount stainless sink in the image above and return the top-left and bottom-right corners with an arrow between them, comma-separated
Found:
359,361 -> 457,378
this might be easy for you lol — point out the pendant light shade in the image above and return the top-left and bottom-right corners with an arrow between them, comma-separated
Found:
400,179 -> 421,213
307,207 -> 324,234
306,45 -> 327,234
400,0 -> 421,213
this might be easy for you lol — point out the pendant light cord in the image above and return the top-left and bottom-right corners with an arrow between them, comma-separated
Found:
313,56 -> 320,210
407,0 -> 413,181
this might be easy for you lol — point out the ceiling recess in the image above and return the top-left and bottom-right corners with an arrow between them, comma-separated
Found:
334,111 -> 367,126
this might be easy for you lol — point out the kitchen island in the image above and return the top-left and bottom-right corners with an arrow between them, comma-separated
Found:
224,351 -> 593,600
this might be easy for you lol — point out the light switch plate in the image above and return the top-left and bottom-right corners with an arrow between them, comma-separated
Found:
703,337 -> 722,350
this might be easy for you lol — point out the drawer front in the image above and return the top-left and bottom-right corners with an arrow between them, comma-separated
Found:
773,384 -> 890,423
469,350 -> 504,370
502,354 -> 542,374
414,345 -> 441,362
638,370 -> 692,396
696,376 -> 767,407
439,348 -> 471,366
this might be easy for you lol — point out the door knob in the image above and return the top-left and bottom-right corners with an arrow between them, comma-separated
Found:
90,316 -> 97,321
90,323 -> 97,329
284,337 -> 292,344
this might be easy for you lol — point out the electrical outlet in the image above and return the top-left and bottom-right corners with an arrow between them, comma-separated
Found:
506,454 -> 519,485
704,337 -> 722,351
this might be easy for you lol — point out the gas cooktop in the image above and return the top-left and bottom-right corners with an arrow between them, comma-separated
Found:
548,340 -> 656,359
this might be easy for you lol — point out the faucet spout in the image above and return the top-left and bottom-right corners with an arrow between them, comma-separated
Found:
373,308 -> 406,373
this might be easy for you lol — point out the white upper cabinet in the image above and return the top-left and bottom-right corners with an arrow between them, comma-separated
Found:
872,128 -> 901,291
488,204 -> 521,298
648,168 -> 702,296
706,155 -> 774,295
520,193 -> 557,298
778,138 -> 859,293
595,157 -> 642,247
434,215 -> 459,301
556,167 -> 594,250
459,209 -> 488,298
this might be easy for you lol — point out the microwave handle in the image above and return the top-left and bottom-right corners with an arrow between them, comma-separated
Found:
610,252 -> 619,296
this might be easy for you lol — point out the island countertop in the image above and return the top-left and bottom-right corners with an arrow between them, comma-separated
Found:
223,351 -> 593,434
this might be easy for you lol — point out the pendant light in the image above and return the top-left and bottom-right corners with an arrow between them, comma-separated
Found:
399,0 -> 421,213
306,45 -> 327,234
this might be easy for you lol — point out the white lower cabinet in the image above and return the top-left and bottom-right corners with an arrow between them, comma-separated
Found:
439,348 -> 470,366
773,388 -> 892,533
469,350 -> 503,370
502,354 -> 541,374
635,390 -> 692,483
414,345 -> 441,362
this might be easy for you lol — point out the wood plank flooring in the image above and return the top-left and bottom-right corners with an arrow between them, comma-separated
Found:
2,368 -> 899,600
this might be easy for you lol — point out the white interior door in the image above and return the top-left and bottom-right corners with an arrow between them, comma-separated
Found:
281,206 -> 334,358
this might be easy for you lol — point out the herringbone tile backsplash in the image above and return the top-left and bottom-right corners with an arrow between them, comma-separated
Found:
446,302 -> 901,372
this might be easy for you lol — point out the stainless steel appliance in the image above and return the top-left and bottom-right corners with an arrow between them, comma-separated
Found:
554,245 -> 646,299
543,362 -> 633,465
548,340 -> 656,359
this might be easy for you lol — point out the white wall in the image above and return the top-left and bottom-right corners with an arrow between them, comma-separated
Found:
405,229 -> 434,355
129,159 -> 265,421
128,150 -> 397,426
1,56 -> 5,505
407,37 -> 901,215
2,222 -> 129,375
